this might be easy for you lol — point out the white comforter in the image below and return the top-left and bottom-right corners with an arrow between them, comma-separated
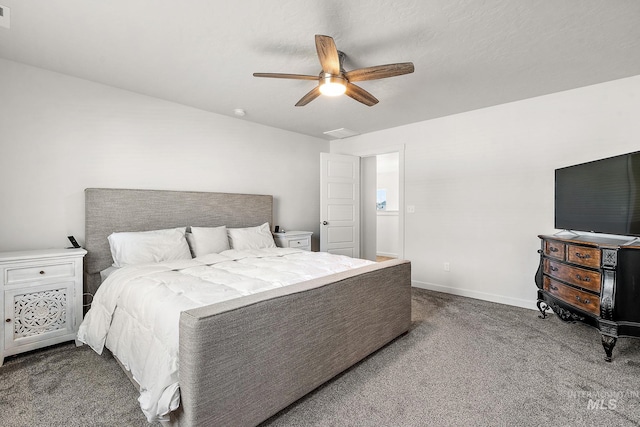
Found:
77,248 -> 373,423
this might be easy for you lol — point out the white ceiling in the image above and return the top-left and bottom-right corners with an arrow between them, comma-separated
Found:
1,1 -> 639,140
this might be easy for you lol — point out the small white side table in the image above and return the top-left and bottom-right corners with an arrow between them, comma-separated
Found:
273,231 -> 313,251
0,248 -> 86,366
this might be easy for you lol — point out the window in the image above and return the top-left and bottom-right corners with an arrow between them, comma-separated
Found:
376,189 -> 387,210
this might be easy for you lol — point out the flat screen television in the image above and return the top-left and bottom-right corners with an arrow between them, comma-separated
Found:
555,151 -> 640,236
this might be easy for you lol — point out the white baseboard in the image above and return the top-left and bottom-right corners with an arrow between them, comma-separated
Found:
376,251 -> 398,258
412,280 -> 539,311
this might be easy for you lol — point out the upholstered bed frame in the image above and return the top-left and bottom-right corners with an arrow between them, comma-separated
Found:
84,188 -> 411,427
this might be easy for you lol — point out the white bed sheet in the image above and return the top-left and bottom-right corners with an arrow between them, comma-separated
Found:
77,248 -> 374,423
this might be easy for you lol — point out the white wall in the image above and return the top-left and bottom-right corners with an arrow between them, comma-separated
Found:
376,212 -> 399,258
332,75 -> 640,309
376,152 -> 399,211
0,59 -> 328,252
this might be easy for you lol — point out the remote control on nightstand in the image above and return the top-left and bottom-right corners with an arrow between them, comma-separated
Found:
67,235 -> 81,248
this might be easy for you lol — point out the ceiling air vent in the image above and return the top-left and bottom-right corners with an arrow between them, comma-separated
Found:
323,128 -> 360,139
0,5 -> 10,29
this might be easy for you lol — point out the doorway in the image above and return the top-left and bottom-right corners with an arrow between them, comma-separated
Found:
360,148 -> 404,262
375,152 -> 400,260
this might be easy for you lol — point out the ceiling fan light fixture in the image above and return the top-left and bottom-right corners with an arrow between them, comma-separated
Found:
254,35 -> 414,106
319,75 -> 346,96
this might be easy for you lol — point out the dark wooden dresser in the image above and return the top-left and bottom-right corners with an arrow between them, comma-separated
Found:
536,234 -> 640,361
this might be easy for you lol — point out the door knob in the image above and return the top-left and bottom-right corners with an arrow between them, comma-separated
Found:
322,221 -> 328,225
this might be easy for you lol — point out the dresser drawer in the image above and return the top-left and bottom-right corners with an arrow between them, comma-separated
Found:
567,245 -> 600,269
544,240 -> 565,260
544,277 -> 600,316
289,237 -> 310,248
544,259 -> 601,293
5,261 -> 76,285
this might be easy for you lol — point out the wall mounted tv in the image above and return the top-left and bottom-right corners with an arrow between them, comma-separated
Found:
555,151 -> 640,236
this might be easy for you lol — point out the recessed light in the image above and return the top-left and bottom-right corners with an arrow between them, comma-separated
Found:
234,108 -> 246,117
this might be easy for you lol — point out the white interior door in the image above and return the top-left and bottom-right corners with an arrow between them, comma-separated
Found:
320,153 -> 360,257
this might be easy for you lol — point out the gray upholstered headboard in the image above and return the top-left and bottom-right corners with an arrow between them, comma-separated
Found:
84,188 -> 273,296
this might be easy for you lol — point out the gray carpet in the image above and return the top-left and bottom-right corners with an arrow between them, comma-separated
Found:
1,288 -> 639,426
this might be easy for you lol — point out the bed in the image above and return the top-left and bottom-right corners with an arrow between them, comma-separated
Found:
81,188 -> 412,426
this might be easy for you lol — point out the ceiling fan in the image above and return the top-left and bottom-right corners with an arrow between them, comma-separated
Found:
253,35 -> 414,107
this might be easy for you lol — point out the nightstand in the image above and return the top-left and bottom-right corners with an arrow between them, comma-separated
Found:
273,231 -> 313,251
0,248 -> 86,366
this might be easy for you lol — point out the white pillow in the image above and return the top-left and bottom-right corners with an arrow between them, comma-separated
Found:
188,226 -> 230,257
99,266 -> 119,282
107,227 -> 192,268
227,222 -> 276,250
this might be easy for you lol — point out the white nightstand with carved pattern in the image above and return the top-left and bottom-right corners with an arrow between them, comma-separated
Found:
0,248 -> 86,366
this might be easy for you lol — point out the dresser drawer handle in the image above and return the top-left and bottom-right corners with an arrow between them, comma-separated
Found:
549,247 -> 559,253
575,295 -> 590,304
575,274 -> 590,282
550,266 -> 558,272
575,253 -> 591,260
39,270 -> 45,275
550,284 -> 558,291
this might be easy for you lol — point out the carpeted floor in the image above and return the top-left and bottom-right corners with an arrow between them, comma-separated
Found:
1,288 -> 639,426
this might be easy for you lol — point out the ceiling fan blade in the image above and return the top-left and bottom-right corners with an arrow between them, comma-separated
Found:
253,73 -> 318,80
295,86 -> 321,107
345,83 -> 379,106
345,62 -> 415,82
315,35 -> 341,75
